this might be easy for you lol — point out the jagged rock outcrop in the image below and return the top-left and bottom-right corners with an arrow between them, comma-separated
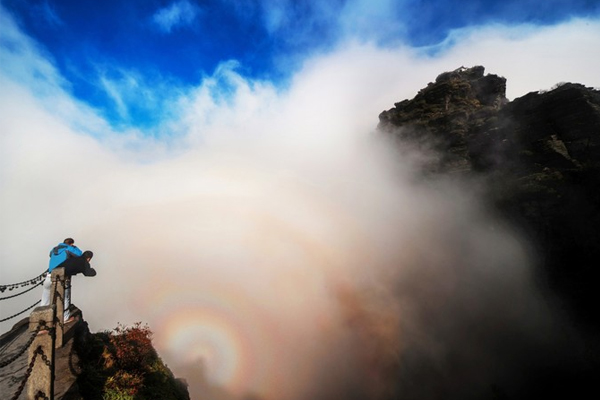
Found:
379,66 -> 600,330
379,65 -> 508,172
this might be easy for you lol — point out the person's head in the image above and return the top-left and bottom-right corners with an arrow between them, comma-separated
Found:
82,250 -> 93,261
63,238 -> 75,245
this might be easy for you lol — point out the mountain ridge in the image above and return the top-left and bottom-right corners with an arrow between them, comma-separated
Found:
378,65 -> 600,332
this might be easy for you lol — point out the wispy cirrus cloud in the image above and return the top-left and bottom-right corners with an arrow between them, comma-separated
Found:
94,66 -> 187,129
152,0 -> 202,33
36,0 -> 63,27
225,0 -> 600,49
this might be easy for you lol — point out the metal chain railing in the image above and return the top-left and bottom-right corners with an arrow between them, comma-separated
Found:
54,277 -> 66,330
0,300 -> 42,323
1,269 -> 69,400
9,344 -> 52,400
35,390 -> 51,400
0,280 -> 44,301
56,277 -> 65,303
0,324 -> 44,368
10,346 -> 41,400
0,270 -> 47,293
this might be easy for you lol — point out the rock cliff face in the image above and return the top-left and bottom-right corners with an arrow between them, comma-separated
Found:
379,66 -> 600,331
379,66 -> 508,173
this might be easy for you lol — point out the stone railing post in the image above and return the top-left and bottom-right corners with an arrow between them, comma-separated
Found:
28,306 -> 55,400
49,268 -> 66,348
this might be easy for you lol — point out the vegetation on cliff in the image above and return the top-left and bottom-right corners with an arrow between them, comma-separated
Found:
74,322 -> 189,400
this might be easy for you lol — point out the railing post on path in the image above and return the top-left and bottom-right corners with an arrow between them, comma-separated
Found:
49,268 -> 66,348
27,306 -> 55,400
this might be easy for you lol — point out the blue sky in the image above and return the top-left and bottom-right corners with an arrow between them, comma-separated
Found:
2,0 -> 600,129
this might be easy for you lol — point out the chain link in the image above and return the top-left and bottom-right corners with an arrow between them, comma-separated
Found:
0,270 -> 48,293
0,300 -> 42,323
0,324 -> 43,369
2,271 -> 64,400
52,276 -> 65,330
54,276 -> 65,303
0,281 -> 44,301
9,345 -> 41,400
35,390 -> 50,400
39,348 -> 51,367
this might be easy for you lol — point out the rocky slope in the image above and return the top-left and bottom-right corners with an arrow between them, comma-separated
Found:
379,66 -> 600,330
378,67 -> 600,398
0,318 -> 190,400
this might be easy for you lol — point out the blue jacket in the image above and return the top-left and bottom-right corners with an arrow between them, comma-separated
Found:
48,243 -> 82,272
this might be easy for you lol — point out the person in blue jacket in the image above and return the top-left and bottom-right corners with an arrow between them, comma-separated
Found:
41,238 -> 82,306
60,250 -> 96,322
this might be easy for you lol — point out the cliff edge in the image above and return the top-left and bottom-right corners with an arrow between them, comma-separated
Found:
379,66 -> 600,332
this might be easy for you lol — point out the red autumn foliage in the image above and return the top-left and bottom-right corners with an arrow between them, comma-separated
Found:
109,322 -> 156,372
77,322 -> 189,400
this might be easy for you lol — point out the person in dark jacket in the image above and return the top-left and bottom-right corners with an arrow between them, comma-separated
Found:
62,251 -> 96,277
60,251 -> 97,322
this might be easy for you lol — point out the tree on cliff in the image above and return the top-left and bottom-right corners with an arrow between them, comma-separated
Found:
75,322 -> 189,400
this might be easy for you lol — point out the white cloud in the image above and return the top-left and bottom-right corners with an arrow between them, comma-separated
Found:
429,19 -> 600,98
337,0 -> 406,41
0,8 -> 66,95
152,0 -> 202,33
2,12 -> 600,400
99,73 -> 129,119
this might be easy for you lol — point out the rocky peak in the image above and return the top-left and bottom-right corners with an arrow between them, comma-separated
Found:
378,67 -> 600,334
434,65 -> 507,107
378,66 -> 507,173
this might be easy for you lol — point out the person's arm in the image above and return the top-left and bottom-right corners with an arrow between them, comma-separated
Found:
66,245 -> 83,258
82,262 -> 97,276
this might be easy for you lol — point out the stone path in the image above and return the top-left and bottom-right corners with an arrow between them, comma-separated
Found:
0,318 -> 30,400
0,316 -> 82,400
